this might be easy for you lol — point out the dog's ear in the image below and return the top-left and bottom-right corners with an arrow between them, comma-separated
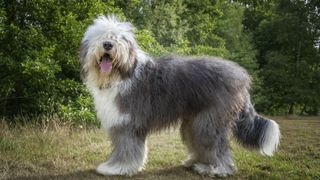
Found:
80,40 -> 89,81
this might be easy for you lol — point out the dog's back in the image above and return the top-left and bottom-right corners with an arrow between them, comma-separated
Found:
141,56 -> 251,116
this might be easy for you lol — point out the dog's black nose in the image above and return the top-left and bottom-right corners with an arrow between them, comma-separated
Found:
103,41 -> 113,50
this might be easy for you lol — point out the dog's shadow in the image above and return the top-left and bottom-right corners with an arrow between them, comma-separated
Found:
9,166 -> 228,180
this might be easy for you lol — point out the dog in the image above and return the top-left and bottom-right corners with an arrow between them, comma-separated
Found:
80,15 -> 280,177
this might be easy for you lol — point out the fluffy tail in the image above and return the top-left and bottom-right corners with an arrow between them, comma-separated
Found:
233,96 -> 280,156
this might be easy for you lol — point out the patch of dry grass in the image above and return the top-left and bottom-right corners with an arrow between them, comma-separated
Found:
0,117 -> 319,179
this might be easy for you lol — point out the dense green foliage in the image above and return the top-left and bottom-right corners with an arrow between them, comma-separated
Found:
0,0 -> 319,123
239,0 -> 320,115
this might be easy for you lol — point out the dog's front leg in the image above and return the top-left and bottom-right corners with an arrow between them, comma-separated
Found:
96,127 -> 147,176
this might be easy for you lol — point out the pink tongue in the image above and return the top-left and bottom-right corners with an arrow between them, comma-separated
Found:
100,58 -> 112,73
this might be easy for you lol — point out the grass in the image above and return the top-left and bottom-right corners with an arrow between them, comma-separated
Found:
0,117 -> 319,180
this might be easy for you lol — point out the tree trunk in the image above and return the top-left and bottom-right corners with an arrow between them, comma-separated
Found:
299,104 -> 306,116
288,103 -> 294,115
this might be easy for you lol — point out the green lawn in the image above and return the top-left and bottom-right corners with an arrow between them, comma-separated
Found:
0,117 -> 319,179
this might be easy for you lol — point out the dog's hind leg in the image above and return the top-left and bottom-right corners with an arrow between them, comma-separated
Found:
181,110 -> 236,177
180,118 -> 198,168
96,127 -> 147,176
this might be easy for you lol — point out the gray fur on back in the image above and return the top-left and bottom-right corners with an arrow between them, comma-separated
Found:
116,55 -> 251,133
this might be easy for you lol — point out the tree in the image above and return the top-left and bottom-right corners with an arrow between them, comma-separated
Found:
0,0 -> 119,122
115,0 -> 190,54
253,0 -> 320,115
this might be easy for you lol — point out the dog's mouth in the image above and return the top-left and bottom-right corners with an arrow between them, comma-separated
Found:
99,53 -> 112,73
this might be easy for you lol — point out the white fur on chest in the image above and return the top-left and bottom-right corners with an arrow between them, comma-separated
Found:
91,84 -> 129,130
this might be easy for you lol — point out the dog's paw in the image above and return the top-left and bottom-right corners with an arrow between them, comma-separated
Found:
193,163 -> 235,178
182,158 -> 196,168
96,162 -> 139,176
96,162 -> 120,176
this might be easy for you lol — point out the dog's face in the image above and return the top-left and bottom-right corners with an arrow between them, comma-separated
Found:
80,15 -> 138,86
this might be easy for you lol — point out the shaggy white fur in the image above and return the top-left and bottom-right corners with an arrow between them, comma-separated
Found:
90,83 -> 130,130
260,119 -> 281,156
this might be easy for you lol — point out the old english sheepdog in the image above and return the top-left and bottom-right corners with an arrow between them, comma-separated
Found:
80,15 -> 280,177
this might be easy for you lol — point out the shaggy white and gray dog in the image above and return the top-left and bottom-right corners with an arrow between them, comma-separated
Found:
80,15 -> 280,177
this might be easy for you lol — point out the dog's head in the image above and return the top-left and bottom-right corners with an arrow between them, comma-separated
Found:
80,15 -> 138,86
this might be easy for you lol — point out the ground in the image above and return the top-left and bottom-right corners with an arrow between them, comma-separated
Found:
0,117 -> 319,180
